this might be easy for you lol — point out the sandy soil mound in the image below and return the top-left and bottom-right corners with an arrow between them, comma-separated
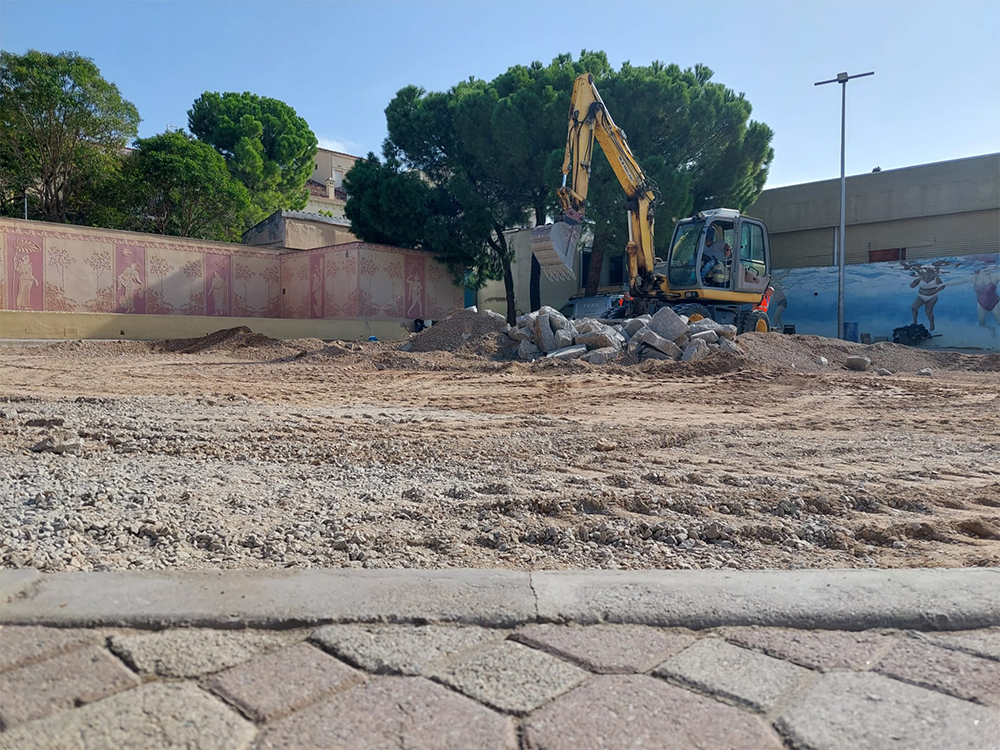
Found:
407,308 -> 512,355
153,327 -> 325,357
736,333 -> 996,373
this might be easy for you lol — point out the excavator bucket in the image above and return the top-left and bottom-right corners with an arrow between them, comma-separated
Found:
530,218 -> 582,282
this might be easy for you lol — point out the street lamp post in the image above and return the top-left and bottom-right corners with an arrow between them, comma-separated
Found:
815,70 -> 874,340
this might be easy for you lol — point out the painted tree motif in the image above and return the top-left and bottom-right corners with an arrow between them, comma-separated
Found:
234,262 -> 257,316
181,259 -> 202,302
84,250 -> 113,311
47,247 -> 73,292
260,263 -> 280,317
146,255 -> 175,314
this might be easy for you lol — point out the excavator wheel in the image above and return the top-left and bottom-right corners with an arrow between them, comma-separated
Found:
672,303 -> 713,323
739,310 -> 770,334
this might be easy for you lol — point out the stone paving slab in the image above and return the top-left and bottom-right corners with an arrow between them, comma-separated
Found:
875,638 -> 1000,705
927,627 -> 1000,661
0,682 -> 256,750
653,637 -> 811,713
256,676 -> 517,749
523,674 -> 784,750
776,671 -> 1000,750
109,628 -> 303,678
431,640 -> 587,715
0,645 -> 140,729
0,625 -> 104,672
207,642 -> 361,723
724,626 -> 894,671
513,624 -> 696,674
0,568 -> 536,628
311,623 -> 504,675
532,568 -> 1000,630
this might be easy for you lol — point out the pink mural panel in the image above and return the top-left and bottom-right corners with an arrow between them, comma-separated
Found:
205,254 -> 232,317
7,233 -> 44,311
404,252 -> 426,320
309,254 -> 325,319
114,243 -> 146,314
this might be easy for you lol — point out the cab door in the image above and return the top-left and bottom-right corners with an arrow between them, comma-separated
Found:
734,218 -> 770,294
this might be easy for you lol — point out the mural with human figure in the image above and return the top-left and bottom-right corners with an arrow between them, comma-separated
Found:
1,221 -> 464,325
774,253 -> 1000,350
7,234 -> 44,312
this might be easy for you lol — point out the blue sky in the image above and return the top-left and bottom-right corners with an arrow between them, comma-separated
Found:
2,1 -> 998,187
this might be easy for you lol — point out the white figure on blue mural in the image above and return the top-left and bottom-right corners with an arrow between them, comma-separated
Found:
973,265 -> 1000,334
902,260 -> 949,331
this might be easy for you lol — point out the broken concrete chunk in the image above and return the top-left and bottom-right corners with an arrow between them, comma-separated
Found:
719,337 -> 738,353
508,327 -> 534,342
716,325 -> 738,340
464,305 -> 478,313
689,330 -> 719,344
845,355 -> 871,372
687,318 -> 722,335
533,314 -> 559,353
623,318 -> 648,338
815,356 -> 828,366
584,347 -> 620,365
517,311 -> 539,329
680,339 -> 711,362
640,346 -> 674,362
575,330 -> 620,351
632,329 -> 681,359
917,367 -> 932,376
518,339 -> 541,361
480,309 -> 507,326
574,318 -> 609,335
553,329 -> 575,349
647,307 -> 688,341
546,344 -> 587,360
875,367 -> 893,376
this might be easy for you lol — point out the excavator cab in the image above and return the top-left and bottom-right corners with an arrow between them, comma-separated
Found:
663,209 -> 771,299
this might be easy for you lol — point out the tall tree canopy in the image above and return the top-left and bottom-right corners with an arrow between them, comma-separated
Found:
580,62 -> 774,294
121,131 -> 254,242
0,50 -> 140,223
347,52 -> 611,321
188,91 -> 317,223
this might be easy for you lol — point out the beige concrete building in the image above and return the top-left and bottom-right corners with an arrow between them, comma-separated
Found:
747,153 -> 1000,269
303,148 -> 360,221
242,211 -> 357,252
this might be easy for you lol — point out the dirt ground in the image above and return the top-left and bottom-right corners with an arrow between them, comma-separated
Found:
1,326 -> 999,573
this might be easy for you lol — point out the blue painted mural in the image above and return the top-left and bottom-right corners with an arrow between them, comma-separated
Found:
772,254 -> 1000,350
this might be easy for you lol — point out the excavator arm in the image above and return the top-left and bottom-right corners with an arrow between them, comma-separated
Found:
532,73 -> 660,291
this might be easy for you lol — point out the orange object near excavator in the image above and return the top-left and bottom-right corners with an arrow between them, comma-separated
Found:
531,74 -> 775,333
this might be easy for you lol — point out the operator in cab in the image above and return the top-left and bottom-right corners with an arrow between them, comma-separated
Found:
701,223 -> 732,287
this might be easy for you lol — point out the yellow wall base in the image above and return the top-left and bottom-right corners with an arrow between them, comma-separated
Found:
0,311 -> 412,342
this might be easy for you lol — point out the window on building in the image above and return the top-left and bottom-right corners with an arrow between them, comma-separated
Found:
609,255 -> 625,285
869,248 -> 906,262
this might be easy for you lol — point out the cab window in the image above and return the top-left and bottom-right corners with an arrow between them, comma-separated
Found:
559,303 -> 575,318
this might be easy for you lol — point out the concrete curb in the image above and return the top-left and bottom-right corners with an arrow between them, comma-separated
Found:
1,568 -> 998,631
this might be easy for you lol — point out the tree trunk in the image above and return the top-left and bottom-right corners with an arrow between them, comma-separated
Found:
529,203 -> 546,312
530,256 -> 541,312
585,228 -> 608,297
502,253 -> 516,325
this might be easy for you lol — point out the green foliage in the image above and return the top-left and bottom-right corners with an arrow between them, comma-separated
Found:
188,91 -> 317,223
0,50 -> 140,223
122,131 -> 253,241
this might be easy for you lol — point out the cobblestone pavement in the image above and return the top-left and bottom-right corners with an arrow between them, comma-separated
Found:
1,622 -> 997,749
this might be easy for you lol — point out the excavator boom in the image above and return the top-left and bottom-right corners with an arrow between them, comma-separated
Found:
532,74 -> 659,287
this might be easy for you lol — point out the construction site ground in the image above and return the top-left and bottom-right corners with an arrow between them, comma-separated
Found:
1,324 -> 999,574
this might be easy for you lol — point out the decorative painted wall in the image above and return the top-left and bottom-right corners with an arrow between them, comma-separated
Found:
0,220 -> 463,329
773,253 -> 1000,350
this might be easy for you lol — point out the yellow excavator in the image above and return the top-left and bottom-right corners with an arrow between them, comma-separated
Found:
531,73 -> 774,333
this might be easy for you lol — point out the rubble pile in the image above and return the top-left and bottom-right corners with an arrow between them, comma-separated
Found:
502,305 -> 738,365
